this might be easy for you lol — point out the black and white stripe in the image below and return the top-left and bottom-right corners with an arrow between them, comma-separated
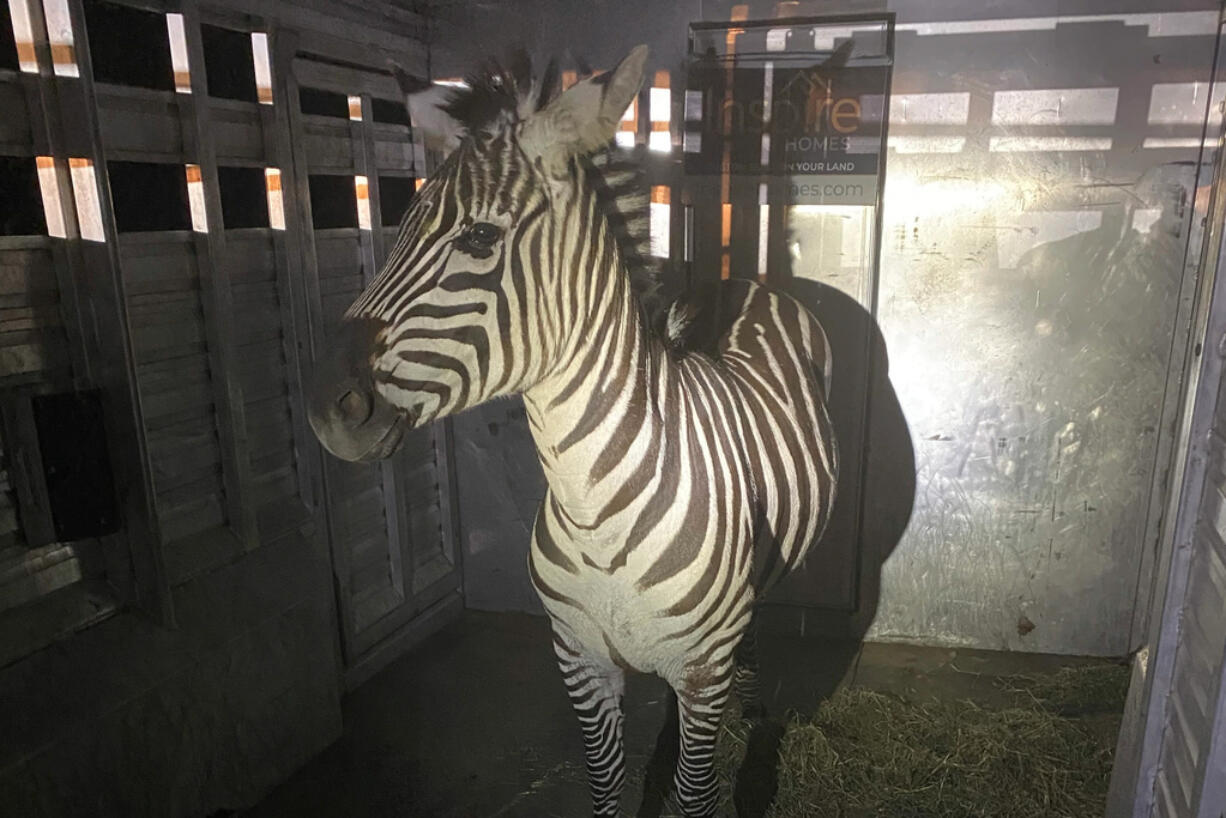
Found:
326,49 -> 838,817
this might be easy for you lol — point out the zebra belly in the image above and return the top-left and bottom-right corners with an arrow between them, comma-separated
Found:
529,551 -> 723,677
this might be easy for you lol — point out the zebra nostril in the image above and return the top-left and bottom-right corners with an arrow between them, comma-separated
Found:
337,389 -> 372,426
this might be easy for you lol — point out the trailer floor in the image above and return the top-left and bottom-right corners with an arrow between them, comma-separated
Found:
243,609 -> 1123,818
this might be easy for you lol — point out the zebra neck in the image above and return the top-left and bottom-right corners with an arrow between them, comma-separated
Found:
521,276 -> 664,534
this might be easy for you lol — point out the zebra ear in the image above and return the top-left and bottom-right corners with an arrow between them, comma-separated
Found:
391,62 -> 464,161
521,45 -> 649,173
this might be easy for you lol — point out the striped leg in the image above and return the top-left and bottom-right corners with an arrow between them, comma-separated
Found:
552,626 -> 627,817
733,613 -> 765,720
672,672 -> 733,817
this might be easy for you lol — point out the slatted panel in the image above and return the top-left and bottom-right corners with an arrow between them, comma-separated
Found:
313,228 -> 397,625
0,220 -> 74,594
224,231 -> 306,538
315,231 -> 365,325
1155,425 -> 1226,815
0,241 -> 72,385
0,240 -> 71,556
120,236 -> 228,546
288,48 -> 458,680
0,27 -> 95,614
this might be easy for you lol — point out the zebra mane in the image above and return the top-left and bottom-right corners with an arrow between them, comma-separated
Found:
444,50 -> 667,332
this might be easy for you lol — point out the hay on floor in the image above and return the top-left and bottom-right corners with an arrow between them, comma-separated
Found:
714,665 -> 1129,818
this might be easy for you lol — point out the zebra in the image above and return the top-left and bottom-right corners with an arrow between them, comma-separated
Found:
307,45 -> 838,817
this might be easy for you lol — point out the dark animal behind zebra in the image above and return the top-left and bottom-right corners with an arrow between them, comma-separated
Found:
307,46 -> 839,817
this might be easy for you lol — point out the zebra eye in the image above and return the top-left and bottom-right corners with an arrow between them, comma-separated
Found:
460,221 -> 502,251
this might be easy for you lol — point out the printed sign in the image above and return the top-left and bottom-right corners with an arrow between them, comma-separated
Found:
683,51 -> 890,206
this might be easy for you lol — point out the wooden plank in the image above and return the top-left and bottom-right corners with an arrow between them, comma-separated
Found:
312,233 -> 362,269
94,85 -> 185,159
211,101 -> 266,164
302,125 -> 355,170
160,492 -> 227,543
0,305 -> 64,334
342,591 -> 461,692
292,56 -> 404,101
0,247 -> 58,300
237,0 -> 425,55
222,234 -> 278,277
373,138 -> 414,172
0,333 -> 71,376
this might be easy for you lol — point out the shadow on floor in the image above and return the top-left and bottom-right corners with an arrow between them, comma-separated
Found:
245,610 -> 1120,818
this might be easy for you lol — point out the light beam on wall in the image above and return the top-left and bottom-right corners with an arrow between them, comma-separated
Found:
41,0 -> 78,77
8,0 -> 38,73
166,13 -> 191,93
68,158 -> 105,243
616,98 -> 637,149
186,164 -> 208,232
649,185 -> 669,257
649,71 -> 671,153
355,175 -> 371,230
35,157 -> 67,239
757,183 -> 769,278
251,32 -> 273,104
265,168 -> 285,230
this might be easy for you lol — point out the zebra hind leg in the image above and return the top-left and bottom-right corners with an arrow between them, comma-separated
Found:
733,613 -> 766,721
552,628 -> 627,817
672,670 -> 734,817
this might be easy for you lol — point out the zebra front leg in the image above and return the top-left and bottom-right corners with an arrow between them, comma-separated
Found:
552,626 -> 627,817
672,669 -> 734,817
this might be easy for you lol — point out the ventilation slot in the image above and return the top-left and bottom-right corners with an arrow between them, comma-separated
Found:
218,166 -> 269,229
82,1 -> 174,91
378,176 -> 415,226
107,160 -> 191,232
300,87 -> 349,119
308,174 -> 358,229
0,155 -> 48,236
201,23 -> 257,102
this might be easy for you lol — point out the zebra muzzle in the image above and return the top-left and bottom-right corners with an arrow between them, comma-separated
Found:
306,317 -> 408,463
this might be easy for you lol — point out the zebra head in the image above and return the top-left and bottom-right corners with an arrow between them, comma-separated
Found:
307,46 -> 649,462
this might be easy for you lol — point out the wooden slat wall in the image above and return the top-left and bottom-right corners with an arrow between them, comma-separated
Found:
286,48 -> 460,678
0,34 -> 95,614
0,0 -> 459,675
224,230 -> 309,540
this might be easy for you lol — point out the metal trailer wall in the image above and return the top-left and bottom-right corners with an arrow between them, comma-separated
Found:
432,0 -> 1223,656
0,1 -> 454,815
